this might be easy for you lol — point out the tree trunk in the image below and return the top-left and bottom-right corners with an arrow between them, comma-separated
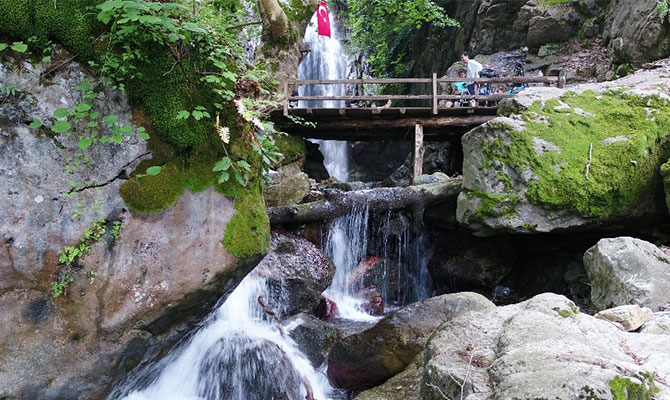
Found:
258,0 -> 290,38
267,178 -> 462,225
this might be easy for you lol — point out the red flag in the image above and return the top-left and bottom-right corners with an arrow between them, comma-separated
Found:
317,1 -> 331,38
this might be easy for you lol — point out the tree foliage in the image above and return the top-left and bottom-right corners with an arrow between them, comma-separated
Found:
346,0 -> 458,76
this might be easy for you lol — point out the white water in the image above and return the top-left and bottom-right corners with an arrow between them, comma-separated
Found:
113,272 -> 335,400
298,11 -> 349,181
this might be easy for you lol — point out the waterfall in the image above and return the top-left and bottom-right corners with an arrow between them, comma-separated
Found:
110,272 -> 337,400
298,11 -> 349,181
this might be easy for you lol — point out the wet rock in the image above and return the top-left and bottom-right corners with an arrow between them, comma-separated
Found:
287,313 -> 341,367
326,292 -> 495,390
584,237 -> 670,311
365,293 -> 670,399
303,140 -> 330,182
595,305 -> 654,331
360,290 -> 384,316
198,336 -> 303,400
315,295 -> 339,320
256,231 -> 335,316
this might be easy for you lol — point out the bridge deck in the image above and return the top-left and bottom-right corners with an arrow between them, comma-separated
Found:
270,106 -> 498,140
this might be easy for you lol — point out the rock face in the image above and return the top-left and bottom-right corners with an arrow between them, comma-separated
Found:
0,52 -> 258,399
327,292 -> 495,390
357,293 -> 670,400
265,162 -> 311,206
286,313 -> 341,367
255,231 -> 335,316
584,237 -> 670,311
457,60 -> 670,235
605,0 -> 670,66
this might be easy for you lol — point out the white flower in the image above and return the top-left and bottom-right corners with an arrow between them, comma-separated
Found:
218,126 -> 230,144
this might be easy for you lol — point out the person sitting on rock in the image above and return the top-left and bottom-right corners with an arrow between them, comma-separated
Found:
444,69 -> 469,108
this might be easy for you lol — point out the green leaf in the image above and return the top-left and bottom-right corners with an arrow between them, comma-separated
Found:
138,132 -> 150,140
0,43 -> 6,52
110,134 -> 123,143
102,115 -> 119,125
146,166 -> 161,176
195,105 -> 206,111
11,42 -> 27,53
192,110 -> 204,121
97,0 -> 123,12
87,121 -> 98,128
99,136 -> 110,143
218,171 -> 230,183
236,160 -> 251,171
89,111 -> 100,119
53,108 -> 69,118
75,81 -> 91,91
235,170 -> 246,186
42,56 -> 51,63
78,137 -> 93,150
176,110 -> 190,120
84,91 -> 97,100
213,157 -> 232,171
51,120 -> 71,133
75,103 -> 92,112
29,119 -> 42,129
221,71 -> 236,82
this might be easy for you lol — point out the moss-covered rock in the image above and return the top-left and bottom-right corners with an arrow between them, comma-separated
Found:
457,62 -> 670,235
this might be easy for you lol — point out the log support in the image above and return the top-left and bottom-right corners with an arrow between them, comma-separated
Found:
411,124 -> 424,184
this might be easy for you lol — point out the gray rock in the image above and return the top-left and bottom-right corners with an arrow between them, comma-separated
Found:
605,0 -> 670,65
326,292 -> 495,390
255,231 -> 335,316
360,293 -> 670,400
264,162 -> 311,206
640,313 -> 670,335
595,304 -> 654,331
0,50 -> 256,398
584,237 -> 670,311
286,313 -> 341,367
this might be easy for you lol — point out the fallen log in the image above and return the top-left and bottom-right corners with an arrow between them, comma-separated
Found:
267,177 -> 462,225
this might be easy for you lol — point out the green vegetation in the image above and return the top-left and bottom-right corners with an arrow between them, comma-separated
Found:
0,0 -> 287,259
539,0 -> 572,6
345,0 -> 458,76
609,373 -> 659,400
658,0 -> 670,23
53,218 -> 120,297
478,90 -> 670,220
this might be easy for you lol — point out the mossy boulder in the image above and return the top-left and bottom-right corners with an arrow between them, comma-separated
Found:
457,60 -> 670,236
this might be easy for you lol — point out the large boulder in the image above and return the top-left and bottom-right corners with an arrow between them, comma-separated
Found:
264,162 -> 311,206
357,293 -> 670,400
326,292 -> 495,390
457,59 -> 670,236
518,1 -> 581,51
605,0 -> 670,66
255,231 -> 335,316
584,237 -> 670,311
0,51 -> 260,398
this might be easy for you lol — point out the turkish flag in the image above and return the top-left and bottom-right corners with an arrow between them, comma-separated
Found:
317,1 -> 331,38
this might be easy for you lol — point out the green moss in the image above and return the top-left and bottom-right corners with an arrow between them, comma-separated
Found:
609,373 -> 658,400
468,189 -> 519,219
482,90 -> 670,220
539,0 -> 571,5
275,134 -> 306,165
222,186 -> 270,258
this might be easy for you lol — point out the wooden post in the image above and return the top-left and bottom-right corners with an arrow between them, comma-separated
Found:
432,72 -> 438,115
283,80 -> 289,116
558,75 -> 566,89
411,124 -> 424,184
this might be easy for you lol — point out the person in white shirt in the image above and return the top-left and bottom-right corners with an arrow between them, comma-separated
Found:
461,51 -> 483,107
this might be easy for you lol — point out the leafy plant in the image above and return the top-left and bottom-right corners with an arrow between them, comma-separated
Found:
658,0 -> 670,22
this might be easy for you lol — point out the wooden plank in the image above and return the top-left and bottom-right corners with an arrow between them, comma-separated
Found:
289,95 -> 434,101
275,115 -> 494,131
432,73 -> 438,115
437,76 -> 558,84
411,124 -> 424,184
289,78 -> 433,85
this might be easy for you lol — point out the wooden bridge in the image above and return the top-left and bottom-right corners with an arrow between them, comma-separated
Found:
270,74 -> 564,141
270,74 -> 564,182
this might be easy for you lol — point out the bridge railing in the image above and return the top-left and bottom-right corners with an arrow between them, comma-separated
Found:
282,74 -> 565,116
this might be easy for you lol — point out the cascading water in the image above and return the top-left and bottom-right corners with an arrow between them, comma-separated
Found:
109,271 -> 336,400
298,11 -> 349,181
